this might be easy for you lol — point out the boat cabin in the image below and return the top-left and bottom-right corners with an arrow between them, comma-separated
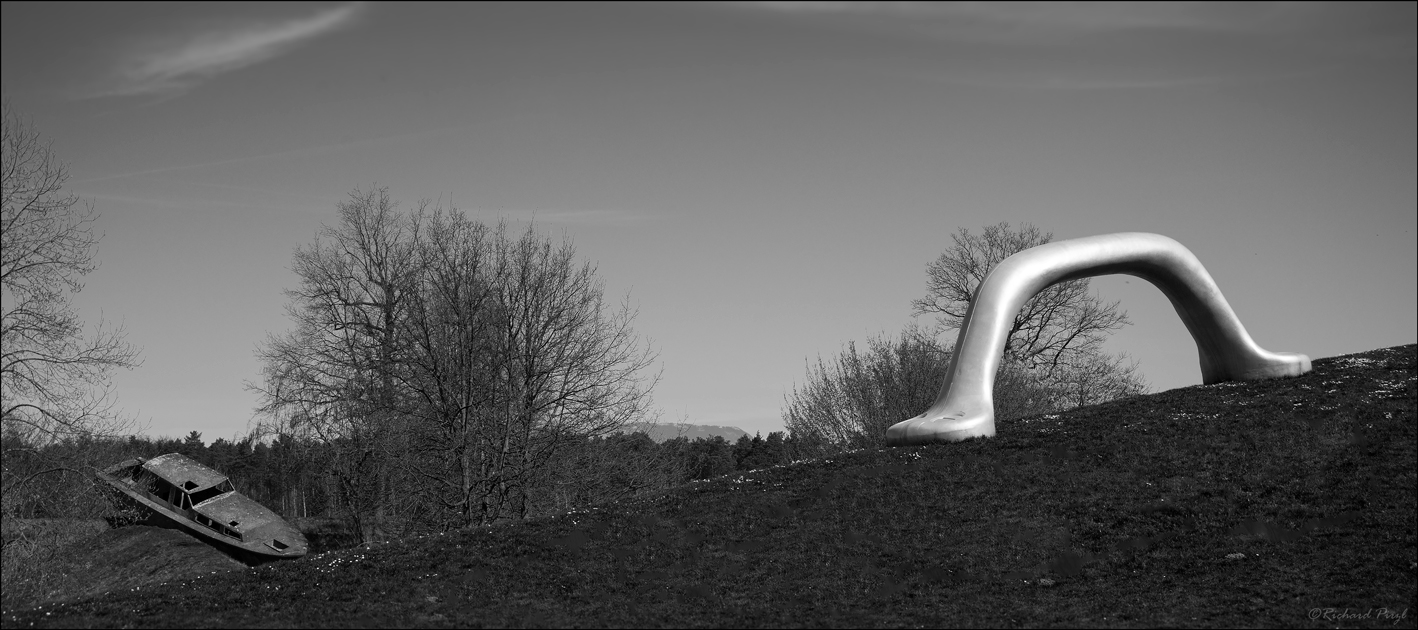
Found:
134,453 -> 244,541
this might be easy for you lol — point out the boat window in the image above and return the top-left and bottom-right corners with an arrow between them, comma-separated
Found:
189,485 -> 228,505
195,514 -> 236,539
151,478 -> 175,504
183,481 -> 199,491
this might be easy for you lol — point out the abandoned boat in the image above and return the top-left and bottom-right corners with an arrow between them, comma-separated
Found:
97,453 -> 308,562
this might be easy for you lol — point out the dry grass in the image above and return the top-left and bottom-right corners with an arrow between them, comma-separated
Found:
1,518 -> 109,610
1,522 -> 244,612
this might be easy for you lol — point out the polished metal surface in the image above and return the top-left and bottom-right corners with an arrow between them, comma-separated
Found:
886,232 -> 1310,446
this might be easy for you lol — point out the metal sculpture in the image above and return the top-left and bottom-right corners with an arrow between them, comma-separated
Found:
886,232 -> 1310,446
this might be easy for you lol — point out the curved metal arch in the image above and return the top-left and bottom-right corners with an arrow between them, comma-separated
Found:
886,232 -> 1310,446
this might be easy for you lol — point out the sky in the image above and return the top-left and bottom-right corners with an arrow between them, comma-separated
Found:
2,1 -> 1414,444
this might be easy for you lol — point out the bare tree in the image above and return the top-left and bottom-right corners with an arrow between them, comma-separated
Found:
396,207 -> 500,530
1046,348 -> 1147,409
912,222 -> 1145,410
913,223 -> 1130,371
1,99 -> 139,444
1,99 -> 142,576
477,221 -> 659,522
251,186 -> 418,542
397,210 -> 662,529
783,325 -> 949,455
254,190 -> 659,536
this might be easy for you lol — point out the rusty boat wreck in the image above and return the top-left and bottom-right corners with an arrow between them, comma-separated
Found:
97,453 -> 308,563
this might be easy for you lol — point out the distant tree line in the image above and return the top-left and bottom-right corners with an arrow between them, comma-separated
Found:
0,426 -> 805,528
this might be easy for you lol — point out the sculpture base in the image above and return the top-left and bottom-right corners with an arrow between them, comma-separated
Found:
884,413 -> 995,446
887,352 -> 1311,447
1205,352 -> 1312,384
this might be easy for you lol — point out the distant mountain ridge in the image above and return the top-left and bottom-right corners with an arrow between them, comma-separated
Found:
618,422 -> 750,443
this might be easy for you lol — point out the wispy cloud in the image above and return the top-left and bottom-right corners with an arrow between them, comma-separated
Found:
90,3 -> 364,98
890,65 -> 1331,91
744,1 -> 1317,41
734,2 -> 1409,90
742,1 -> 1415,53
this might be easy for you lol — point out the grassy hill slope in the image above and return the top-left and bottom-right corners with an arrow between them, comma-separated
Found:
0,525 -> 245,611
7,345 -> 1414,628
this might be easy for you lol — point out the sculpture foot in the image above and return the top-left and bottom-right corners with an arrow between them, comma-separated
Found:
885,412 -> 995,446
1207,351 -> 1312,384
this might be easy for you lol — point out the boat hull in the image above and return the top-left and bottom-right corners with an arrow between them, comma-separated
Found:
97,457 -> 308,563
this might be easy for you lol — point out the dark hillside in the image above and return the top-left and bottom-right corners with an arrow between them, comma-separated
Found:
0,526 -> 244,611
7,345 -> 1414,628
